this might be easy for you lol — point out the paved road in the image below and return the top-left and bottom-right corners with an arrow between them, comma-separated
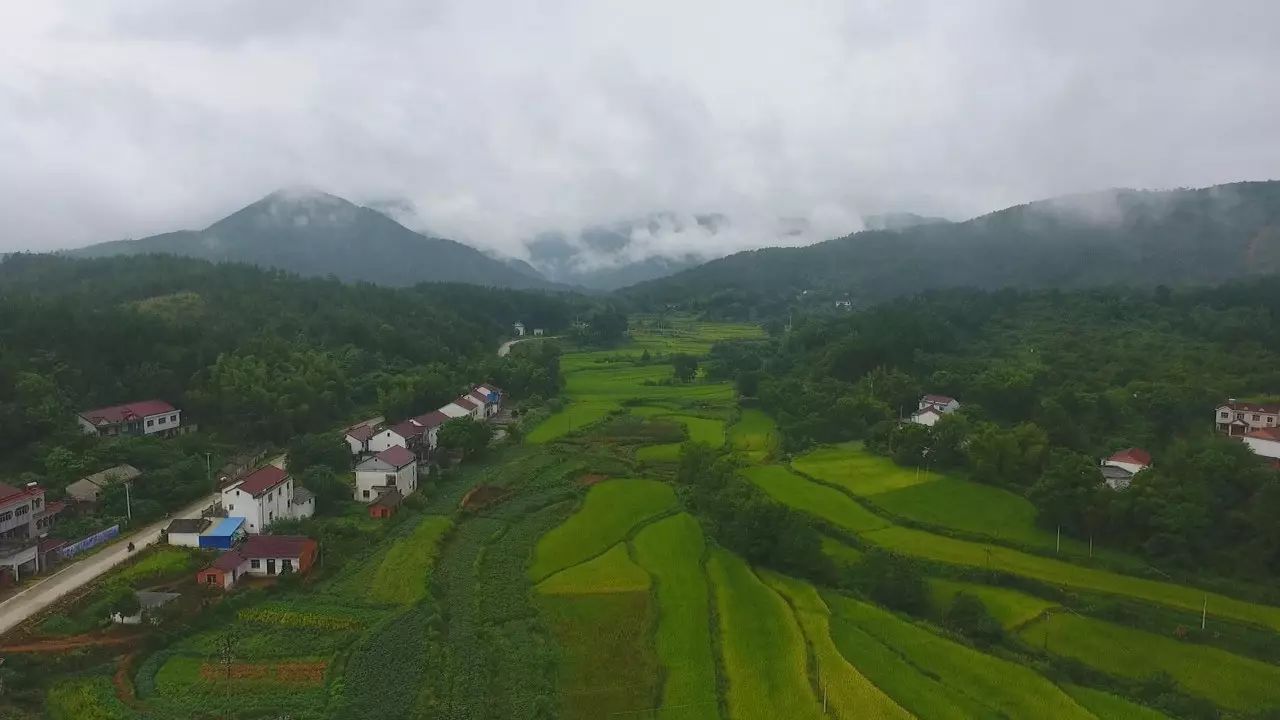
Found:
498,336 -> 557,357
0,491 -> 217,637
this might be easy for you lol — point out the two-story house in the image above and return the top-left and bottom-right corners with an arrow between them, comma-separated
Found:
910,394 -> 961,426
220,467 -> 314,534
1215,400 -> 1280,436
354,446 -> 419,502
77,400 -> 181,438
0,482 -> 49,581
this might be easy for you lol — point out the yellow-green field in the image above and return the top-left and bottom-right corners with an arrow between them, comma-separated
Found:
743,465 -> 890,533
529,478 -> 676,580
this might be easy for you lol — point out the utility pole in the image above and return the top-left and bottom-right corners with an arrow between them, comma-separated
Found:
1055,525 -> 1060,554
1202,596 -> 1208,631
124,481 -> 133,524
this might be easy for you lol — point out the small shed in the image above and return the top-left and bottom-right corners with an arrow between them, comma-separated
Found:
199,516 -> 246,550
369,488 -> 403,519
165,517 -> 212,548
66,464 -> 141,504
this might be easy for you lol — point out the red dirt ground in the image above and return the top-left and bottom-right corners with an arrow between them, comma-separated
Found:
0,630 -> 140,653
577,473 -> 608,487
198,660 -> 328,686
460,484 -> 510,511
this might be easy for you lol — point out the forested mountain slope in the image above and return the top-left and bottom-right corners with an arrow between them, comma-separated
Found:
624,181 -> 1280,311
0,253 -> 576,454
71,189 -> 561,290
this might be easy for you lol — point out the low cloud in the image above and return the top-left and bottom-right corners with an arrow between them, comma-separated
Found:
1,1 -> 1277,258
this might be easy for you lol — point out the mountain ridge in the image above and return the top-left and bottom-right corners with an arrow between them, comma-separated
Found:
621,180 -> 1280,308
71,190 -> 563,291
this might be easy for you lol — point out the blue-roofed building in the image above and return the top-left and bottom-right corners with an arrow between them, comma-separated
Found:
199,516 -> 246,550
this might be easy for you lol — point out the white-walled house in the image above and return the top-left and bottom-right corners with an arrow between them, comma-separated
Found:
909,406 -> 943,427
1100,448 -> 1152,490
164,518 -> 212,547
909,394 -> 960,426
77,400 -> 181,438
345,425 -> 377,455
1242,428 -> 1280,460
220,467 -> 314,534
411,411 -> 449,452
514,322 -> 526,337
439,400 -> 472,419
1216,400 -> 1280,436
354,446 -> 419,503
369,420 -> 428,453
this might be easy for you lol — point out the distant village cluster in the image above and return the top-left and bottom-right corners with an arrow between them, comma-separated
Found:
0,386 -> 503,593
907,394 -> 1280,490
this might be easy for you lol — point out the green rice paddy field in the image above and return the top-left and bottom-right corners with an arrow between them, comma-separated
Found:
47,318 -> 1280,719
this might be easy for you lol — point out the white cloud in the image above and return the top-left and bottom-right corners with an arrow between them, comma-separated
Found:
1,0 -> 1277,257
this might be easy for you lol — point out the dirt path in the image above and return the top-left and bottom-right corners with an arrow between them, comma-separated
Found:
0,631 -> 140,653
498,336 -> 558,357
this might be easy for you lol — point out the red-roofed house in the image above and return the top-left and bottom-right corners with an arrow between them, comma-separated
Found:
344,424 -> 378,455
77,400 -> 180,438
220,466 -> 315,534
919,394 -> 961,413
1242,428 -> 1280,461
197,535 -> 318,590
440,395 -> 481,420
0,481 -> 48,581
1216,400 -> 1280,437
369,419 -> 428,454
908,406 -> 944,427
1100,448 -> 1152,490
354,446 -> 419,502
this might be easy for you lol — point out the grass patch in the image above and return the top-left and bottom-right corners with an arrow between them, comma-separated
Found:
536,543 -> 650,595
706,549 -> 823,720
526,400 -> 620,443
743,465 -> 890,533
632,514 -> 720,720
793,442 -> 935,495
529,478 -> 676,581
1020,612 -> 1280,711
539,591 -> 660,720
825,592 -> 1093,719
865,525 -> 1280,632
45,677 -> 131,720
366,514 -> 452,605
114,546 -> 202,585
929,579 -> 1058,629
821,536 -> 864,568
729,409 -> 778,461
637,442 -> 682,463
1063,685 -> 1171,720
762,572 -> 912,720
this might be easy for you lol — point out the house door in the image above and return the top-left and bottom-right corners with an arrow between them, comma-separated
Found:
267,559 -> 276,575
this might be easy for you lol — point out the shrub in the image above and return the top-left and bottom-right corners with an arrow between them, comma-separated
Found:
943,592 -> 1004,647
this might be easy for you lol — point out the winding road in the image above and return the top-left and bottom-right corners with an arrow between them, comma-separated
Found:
498,335 -> 557,357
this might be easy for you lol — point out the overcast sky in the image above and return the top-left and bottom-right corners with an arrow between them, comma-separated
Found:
2,1 -> 1278,258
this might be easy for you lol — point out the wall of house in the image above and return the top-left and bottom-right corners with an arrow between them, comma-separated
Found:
141,410 -> 181,435
168,531 -> 203,548
223,479 -> 295,533
1217,406 -> 1280,433
368,430 -> 408,453
345,435 -> 365,455
354,463 -> 417,502
244,549 -> 316,576
0,493 -> 39,539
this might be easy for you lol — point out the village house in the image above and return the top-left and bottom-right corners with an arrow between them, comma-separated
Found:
1100,448 -> 1152,490
77,400 -> 181,438
413,410 -> 450,451
514,321 -> 526,337
220,467 -> 314,534
0,481 -> 51,582
369,419 -> 428,454
65,464 -> 141,505
533,328 -> 545,336
909,394 -> 961,426
196,535 -> 318,591
439,395 -> 478,420
1215,399 -> 1280,436
344,425 -> 378,456
354,446 -> 418,502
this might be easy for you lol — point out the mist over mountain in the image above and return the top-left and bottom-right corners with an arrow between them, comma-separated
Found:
520,212 -> 862,290
71,189 -> 561,291
623,180 -> 1280,309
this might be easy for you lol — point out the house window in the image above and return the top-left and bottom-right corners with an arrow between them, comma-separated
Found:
147,419 -> 154,427
283,559 -> 293,572
32,498 -> 41,509
14,506 -> 28,517
0,511 -> 12,522
158,417 -> 166,425
1238,413 -> 1246,420
206,574 -> 217,584
363,489 -> 370,498
250,559 -> 260,569
1254,414 -> 1261,421
268,511 -> 273,521
385,474 -> 396,485
1220,411 -> 1229,419
170,414 -> 177,422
